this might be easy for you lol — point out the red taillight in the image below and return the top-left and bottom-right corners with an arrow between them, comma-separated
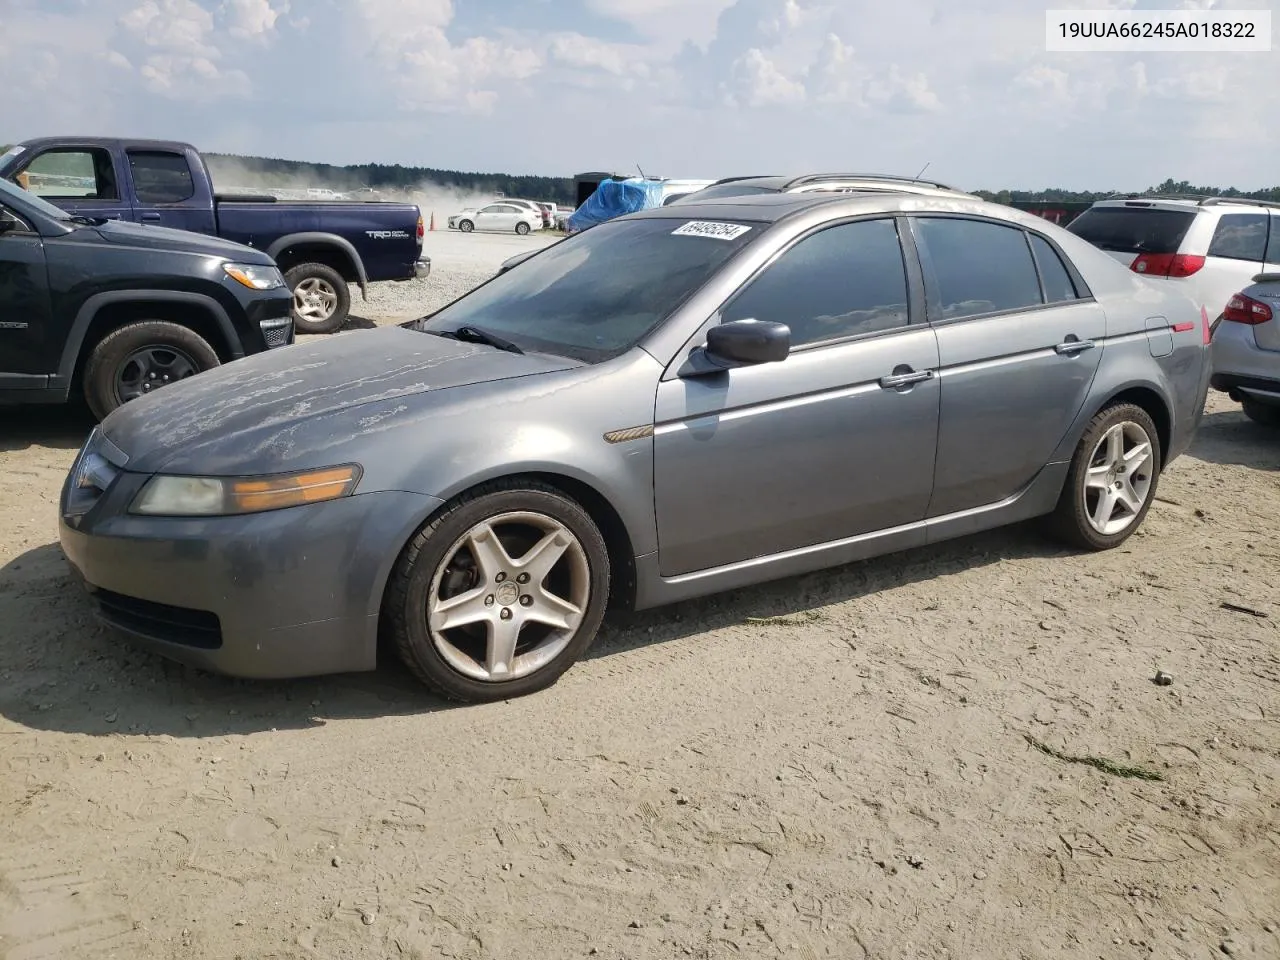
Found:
416,215 -> 425,240
1131,253 -> 1205,278
1222,292 -> 1273,325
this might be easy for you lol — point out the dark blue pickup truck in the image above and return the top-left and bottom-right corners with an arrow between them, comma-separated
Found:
0,137 -> 430,334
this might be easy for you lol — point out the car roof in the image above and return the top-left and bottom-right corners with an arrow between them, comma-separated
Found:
1087,196 -> 1280,215
18,136 -> 195,153
628,189 -> 1029,226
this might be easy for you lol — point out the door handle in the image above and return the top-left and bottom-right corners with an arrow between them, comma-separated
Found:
140,213 -> 161,222
1054,338 -> 1095,356
879,368 -> 934,389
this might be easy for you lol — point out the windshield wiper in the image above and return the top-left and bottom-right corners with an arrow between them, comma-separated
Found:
442,325 -> 524,355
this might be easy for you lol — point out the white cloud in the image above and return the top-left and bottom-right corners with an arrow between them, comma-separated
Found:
119,0 -> 214,54
726,48 -> 805,106
219,0 -> 289,40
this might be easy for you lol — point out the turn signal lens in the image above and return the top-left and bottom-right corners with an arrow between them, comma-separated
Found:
130,465 -> 361,516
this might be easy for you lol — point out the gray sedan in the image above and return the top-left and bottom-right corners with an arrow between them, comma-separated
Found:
59,192 -> 1212,702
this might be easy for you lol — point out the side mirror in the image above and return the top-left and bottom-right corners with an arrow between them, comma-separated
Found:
704,319 -> 790,367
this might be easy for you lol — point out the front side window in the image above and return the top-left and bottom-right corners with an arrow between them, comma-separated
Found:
128,150 -> 196,204
721,218 -> 910,347
419,216 -> 759,361
913,217 -> 1043,321
1207,213 -> 1268,262
17,149 -> 119,201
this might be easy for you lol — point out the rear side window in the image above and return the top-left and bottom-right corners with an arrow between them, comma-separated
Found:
1066,206 -> 1194,255
721,218 -> 910,346
16,148 -> 119,201
1207,213 -> 1268,262
913,217 -> 1042,320
128,151 -> 195,204
1267,215 -> 1280,264
1028,233 -> 1079,303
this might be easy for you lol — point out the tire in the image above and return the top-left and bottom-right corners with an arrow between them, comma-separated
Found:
83,321 -> 220,422
284,262 -> 350,335
385,480 -> 611,703
458,220 -> 474,233
1046,403 -> 1162,551
515,221 -> 531,236
1241,398 -> 1280,427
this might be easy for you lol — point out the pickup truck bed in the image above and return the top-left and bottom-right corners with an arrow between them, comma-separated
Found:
0,137 -> 431,334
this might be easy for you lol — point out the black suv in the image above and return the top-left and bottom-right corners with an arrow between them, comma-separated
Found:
0,175 -> 293,421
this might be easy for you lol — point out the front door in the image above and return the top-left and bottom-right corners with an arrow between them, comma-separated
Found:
0,205 -> 54,385
654,217 -> 941,577
908,215 -> 1106,517
11,145 -> 134,222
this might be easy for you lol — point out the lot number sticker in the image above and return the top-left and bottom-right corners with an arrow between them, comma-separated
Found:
671,221 -> 752,241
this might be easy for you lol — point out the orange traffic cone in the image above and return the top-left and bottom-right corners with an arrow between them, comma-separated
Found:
429,211 -> 436,231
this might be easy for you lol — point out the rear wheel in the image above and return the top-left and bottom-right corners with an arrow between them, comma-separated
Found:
386,480 -> 611,702
83,321 -> 220,421
1047,403 -> 1161,551
1241,398 -> 1280,427
515,221 -> 531,236
284,262 -> 350,335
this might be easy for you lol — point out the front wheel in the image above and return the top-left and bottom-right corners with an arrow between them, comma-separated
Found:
1046,403 -> 1162,551
83,321 -> 220,421
385,481 -> 611,702
458,219 -> 474,233
1241,398 -> 1280,427
515,221 -> 530,236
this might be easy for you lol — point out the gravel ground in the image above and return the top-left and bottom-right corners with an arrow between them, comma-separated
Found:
1,246 -> 1279,959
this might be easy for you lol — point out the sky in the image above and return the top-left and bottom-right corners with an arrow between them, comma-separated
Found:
1,0 -> 1277,191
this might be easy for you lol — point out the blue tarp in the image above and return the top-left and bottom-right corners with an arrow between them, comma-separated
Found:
567,178 -> 664,233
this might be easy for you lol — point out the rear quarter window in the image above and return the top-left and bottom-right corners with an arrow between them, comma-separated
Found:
1207,213 -> 1268,262
1067,206 -> 1195,255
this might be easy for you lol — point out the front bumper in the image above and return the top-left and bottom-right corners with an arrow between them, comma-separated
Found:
58,453 -> 443,678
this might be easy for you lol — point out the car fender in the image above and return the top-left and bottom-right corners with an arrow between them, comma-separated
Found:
266,232 -> 371,300
1047,349 -> 1177,466
55,289 -> 242,394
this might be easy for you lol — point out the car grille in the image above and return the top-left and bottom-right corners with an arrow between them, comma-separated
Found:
93,590 -> 223,650
260,319 -> 294,348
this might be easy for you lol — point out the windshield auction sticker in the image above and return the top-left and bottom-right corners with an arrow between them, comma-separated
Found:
671,221 -> 752,241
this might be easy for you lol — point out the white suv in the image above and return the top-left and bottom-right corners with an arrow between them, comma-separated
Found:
1066,196 -> 1280,319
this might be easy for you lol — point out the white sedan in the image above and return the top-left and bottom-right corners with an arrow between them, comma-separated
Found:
448,203 -> 542,235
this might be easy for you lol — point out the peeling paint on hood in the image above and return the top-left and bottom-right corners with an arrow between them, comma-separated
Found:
100,326 -> 580,474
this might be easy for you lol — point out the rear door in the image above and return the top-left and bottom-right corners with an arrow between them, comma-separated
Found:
912,215 -> 1106,518
0,204 -> 55,384
124,148 -> 217,234
10,145 -> 133,222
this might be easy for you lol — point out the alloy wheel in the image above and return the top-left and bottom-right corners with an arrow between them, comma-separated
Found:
427,511 -> 591,682
293,277 -> 338,322
1082,421 -> 1155,536
115,346 -> 199,402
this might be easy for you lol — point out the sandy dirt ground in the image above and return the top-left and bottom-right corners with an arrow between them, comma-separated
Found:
1,242 -> 1278,959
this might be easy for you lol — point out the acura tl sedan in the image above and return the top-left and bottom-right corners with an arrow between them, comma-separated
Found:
59,191 -> 1212,703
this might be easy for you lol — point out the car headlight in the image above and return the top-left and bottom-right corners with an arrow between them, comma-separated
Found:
224,262 -> 285,291
129,464 -> 362,517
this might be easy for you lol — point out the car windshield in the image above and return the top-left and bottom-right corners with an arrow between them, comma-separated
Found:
1066,206 -> 1196,255
418,216 -> 761,361
667,183 -> 778,205
0,172 -> 78,222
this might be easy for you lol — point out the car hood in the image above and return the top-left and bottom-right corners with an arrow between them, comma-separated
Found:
101,326 -> 580,474
90,217 -> 270,262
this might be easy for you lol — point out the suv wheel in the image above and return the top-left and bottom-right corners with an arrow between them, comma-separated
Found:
1241,398 -> 1280,427
1047,403 -> 1162,551
385,480 -> 611,703
285,262 -> 350,335
83,321 -> 220,421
